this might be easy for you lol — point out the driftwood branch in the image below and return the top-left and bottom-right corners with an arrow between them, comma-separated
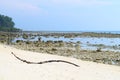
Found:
11,52 -> 80,67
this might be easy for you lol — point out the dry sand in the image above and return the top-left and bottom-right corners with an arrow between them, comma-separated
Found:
0,44 -> 120,80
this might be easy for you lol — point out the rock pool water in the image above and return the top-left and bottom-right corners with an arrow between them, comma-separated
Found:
12,36 -> 120,51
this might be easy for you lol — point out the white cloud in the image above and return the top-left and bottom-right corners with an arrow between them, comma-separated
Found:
0,0 -> 45,15
49,0 -> 112,6
0,0 -> 112,16
0,0 -> 112,11
14,0 -> 111,7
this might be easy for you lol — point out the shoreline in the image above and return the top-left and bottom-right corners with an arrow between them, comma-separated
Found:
1,31 -> 120,66
12,42 -> 120,66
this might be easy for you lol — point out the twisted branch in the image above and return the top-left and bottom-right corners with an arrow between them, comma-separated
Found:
11,52 -> 80,67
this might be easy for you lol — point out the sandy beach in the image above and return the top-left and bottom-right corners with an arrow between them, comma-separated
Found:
0,44 -> 120,80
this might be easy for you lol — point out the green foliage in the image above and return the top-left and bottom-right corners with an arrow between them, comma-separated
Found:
0,14 -> 21,32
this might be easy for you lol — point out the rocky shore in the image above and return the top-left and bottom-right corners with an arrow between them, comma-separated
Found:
1,31 -> 120,66
13,41 -> 120,66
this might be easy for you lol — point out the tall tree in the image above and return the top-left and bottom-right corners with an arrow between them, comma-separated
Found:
0,14 -> 21,32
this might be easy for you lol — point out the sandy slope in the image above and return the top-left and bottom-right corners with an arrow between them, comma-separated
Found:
0,44 -> 120,80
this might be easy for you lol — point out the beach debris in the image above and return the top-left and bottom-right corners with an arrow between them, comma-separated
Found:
11,52 -> 80,67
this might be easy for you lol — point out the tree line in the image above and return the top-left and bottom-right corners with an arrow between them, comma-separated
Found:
0,14 -> 21,32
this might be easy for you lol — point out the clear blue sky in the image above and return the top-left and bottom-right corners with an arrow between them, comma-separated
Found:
0,0 -> 120,31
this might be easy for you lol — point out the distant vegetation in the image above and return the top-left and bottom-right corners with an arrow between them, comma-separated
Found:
0,14 -> 21,32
